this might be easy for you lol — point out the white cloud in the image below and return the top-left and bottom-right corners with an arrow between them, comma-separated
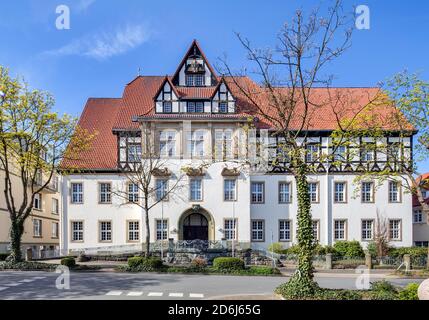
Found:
75,0 -> 96,13
43,24 -> 151,60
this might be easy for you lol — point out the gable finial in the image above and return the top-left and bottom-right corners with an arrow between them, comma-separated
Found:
137,67 -> 142,76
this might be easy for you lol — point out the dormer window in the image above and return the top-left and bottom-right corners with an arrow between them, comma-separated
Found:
163,101 -> 172,113
219,102 -> 228,113
185,74 -> 205,87
187,101 -> 204,113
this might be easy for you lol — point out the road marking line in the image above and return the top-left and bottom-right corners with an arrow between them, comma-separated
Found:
0,287 -> 8,291
148,292 -> 163,297
169,293 -> 184,297
19,279 -> 35,283
106,291 -> 123,296
127,291 -> 143,297
4,283 -> 21,287
33,277 -> 47,280
189,293 -> 204,298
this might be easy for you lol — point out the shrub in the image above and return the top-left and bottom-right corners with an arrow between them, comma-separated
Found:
0,253 -> 9,261
246,266 -> 280,275
213,257 -> 245,271
77,253 -> 90,262
314,244 -> 335,256
398,283 -> 419,300
0,261 -> 58,271
285,245 -> 301,255
127,256 -> 164,271
191,257 -> 207,270
333,241 -> 364,258
61,257 -> 76,268
366,242 -> 378,258
268,242 -> 287,254
369,280 -> 398,300
388,247 -> 428,259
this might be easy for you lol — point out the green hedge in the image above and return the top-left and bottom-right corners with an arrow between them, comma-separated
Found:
127,256 -> 164,271
388,247 -> 428,258
398,283 -> 419,300
213,257 -> 245,271
333,241 -> 364,258
61,257 -> 76,268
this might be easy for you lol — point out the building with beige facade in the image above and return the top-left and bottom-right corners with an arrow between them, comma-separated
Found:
0,169 -> 61,256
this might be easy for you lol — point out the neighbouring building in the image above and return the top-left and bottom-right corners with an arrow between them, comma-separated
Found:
60,40 -> 414,253
0,169 -> 61,256
413,173 -> 429,247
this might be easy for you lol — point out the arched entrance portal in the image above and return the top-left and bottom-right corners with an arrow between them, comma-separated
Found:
178,207 -> 215,241
183,213 -> 208,241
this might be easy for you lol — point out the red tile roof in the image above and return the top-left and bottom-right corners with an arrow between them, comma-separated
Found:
62,98 -> 122,170
176,86 -> 217,99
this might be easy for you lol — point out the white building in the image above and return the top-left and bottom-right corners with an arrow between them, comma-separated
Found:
60,40 -> 414,253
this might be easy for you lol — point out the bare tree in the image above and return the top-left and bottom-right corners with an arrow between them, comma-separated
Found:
374,211 -> 390,258
218,1 -> 356,297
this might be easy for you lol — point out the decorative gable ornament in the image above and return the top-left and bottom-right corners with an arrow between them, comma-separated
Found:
152,167 -> 171,177
221,167 -> 240,177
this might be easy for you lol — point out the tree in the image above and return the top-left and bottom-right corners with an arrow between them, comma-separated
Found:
332,71 -> 429,263
0,66 -> 94,262
219,0 -> 356,297
112,123 -> 187,257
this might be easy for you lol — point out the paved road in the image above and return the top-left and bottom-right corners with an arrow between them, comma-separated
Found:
0,271 -> 423,300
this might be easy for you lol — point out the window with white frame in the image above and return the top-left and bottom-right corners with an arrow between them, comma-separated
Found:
215,130 -> 233,159
334,220 -> 347,240
312,220 -> 319,241
360,143 -> 375,162
413,209 -> 423,223
128,143 -> 142,162
224,179 -> 237,201
185,74 -> 194,86
308,182 -> 318,203
305,144 -> 319,163
279,220 -> 291,241
389,219 -> 401,240
34,193 -> 42,210
334,182 -> 346,203
219,102 -> 228,113
361,220 -> 374,241
156,219 -> 168,240
163,101 -> 172,113
155,179 -> 168,201
99,183 -> 112,203
279,182 -> 291,203
361,182 -> 374,202
187,101 -> 196,113
251,220 -> 264,241
333,145 -> 347,161
99,221 -> 112,242
71,183 -> 83,204
33,219 -> 42,237
195,74 -> 204,86
159,131 -> 176,157
224,219 -> 237,240
52,222 -> 59,238
187,130 -> 205,157
52,198 -> 59,214
195,101 -> 204,113
388,181 -> 400,202
190,179 -> 202,201
128,183 -> 139,203
128,221 -> 140,242
251,182 -> 264,203
71,221 -> 83,241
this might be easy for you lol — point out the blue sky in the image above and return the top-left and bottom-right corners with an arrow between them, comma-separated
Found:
1,0 -> 428,172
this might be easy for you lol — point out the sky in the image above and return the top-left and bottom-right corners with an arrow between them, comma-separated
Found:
0,0 -> 428,172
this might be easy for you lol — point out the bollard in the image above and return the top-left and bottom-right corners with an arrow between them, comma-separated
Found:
325,253 -> 332,270
365,253 -> 372,269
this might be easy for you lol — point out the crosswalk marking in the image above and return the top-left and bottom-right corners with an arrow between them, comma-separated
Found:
4,283 -> 21,287
127,291 -> 143,297
106,291 -> 123,296
189,293 -> 204,298
169,293 -> 184,297
0,287 -> 7,291
19,279 -> 35,283
148,292 -> 163,297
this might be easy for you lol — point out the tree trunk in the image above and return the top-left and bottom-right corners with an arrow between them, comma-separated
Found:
8,219 -> 24,263
144,208 -> 150,257
280,164 -> 319,298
